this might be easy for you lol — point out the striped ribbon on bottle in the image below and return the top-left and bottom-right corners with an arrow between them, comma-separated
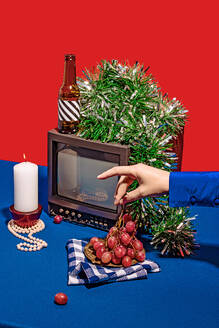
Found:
58,99 -> 80,122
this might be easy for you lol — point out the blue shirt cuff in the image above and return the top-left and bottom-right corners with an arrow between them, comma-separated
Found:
169,172 -> 219,208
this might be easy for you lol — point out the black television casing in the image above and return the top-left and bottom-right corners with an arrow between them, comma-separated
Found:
48,129 -> 130,231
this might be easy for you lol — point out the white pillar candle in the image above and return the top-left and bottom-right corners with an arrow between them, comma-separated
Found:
14,161 -> 38,212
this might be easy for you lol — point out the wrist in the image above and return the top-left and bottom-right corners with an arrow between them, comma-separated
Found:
162,171 -> 170,193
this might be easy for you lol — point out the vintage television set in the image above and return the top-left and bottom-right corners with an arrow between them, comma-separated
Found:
48,129 -> 130,231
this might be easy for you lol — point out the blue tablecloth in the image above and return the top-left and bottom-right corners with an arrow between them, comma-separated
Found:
0,160 -> 219,328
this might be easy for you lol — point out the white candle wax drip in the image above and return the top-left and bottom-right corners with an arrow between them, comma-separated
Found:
14,161 -> 38,212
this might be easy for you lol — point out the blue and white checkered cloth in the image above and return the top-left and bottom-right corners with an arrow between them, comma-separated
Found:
66,239 -> 160,285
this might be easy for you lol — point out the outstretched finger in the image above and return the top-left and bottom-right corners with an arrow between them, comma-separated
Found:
97,166 -> 135,180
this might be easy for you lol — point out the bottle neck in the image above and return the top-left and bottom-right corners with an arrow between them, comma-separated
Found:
63,57 -> 76,85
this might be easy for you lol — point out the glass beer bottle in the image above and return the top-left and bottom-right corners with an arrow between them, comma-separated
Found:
58,54 -> 80,134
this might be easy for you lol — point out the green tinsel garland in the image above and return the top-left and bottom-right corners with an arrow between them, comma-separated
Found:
77,59 -> 197,257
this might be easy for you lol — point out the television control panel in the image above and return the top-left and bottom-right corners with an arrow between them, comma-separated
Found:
48,203 -> 116,231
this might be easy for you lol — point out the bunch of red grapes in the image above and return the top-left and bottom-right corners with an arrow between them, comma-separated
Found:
89,214 -> 146,267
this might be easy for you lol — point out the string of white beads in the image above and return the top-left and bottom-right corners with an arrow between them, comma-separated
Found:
7,219 -> 48,252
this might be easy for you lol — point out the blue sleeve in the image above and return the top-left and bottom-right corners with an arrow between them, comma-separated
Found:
169,172 -> 219,207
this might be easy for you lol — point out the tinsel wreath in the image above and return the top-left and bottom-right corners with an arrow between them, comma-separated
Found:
77,60 -> 198,257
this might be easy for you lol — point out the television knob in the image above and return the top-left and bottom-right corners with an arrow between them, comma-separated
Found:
59,208 -> 64,213
77,213 -> 82,219
65,210 -> 70,215
71,212 -> 76,217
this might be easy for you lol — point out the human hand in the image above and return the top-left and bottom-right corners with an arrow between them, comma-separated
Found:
97,163 -> 170,205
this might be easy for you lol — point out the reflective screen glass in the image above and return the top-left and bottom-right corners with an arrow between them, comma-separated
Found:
57,146 -> 118,211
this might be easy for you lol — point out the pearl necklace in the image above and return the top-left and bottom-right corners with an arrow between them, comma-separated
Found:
8,219 -> 48,252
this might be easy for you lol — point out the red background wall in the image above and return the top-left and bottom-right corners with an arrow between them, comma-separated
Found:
0,0 -> 218,170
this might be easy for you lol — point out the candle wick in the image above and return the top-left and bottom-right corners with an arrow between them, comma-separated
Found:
23,153 -> 27,162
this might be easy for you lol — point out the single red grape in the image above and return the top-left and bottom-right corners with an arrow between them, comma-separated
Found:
136,250 -> 146,262
111,252 -> 121,264
109,227 -> 118,235
101,251 -> 112,264
53,215 -> 63,224
107,236 -> 117,249
114,245 -> 127,258
54,292 -> 68,305
122,256 -> 132,267
123,213 -> 132,223
127,248 -> 135,259
125,221 -> 136,233
119,227 -> 127,233
90,237 -> 99,245
96,246 -> 106,259
120,246 -> 127,257
133,239 -> 143,251
93,241 -> 104,251
120,232 -> 131,246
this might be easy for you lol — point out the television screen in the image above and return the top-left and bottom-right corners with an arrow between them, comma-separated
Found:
57,143 -> 119,211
